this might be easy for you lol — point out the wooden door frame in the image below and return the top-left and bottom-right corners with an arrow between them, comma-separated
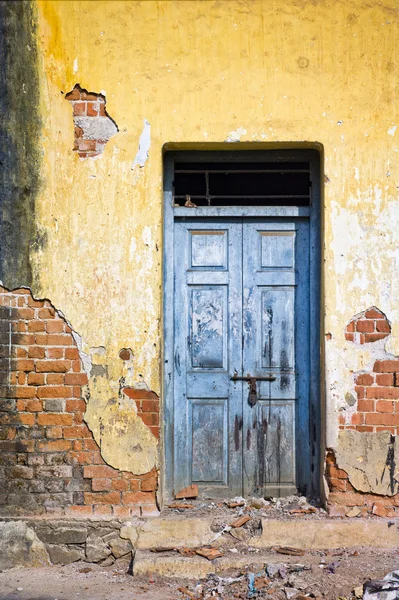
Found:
162,149 -> 322,504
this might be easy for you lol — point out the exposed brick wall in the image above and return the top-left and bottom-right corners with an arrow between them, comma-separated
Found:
345,307 -> 391,344
122,388 -> 160,439
65,84 -> 118,159
340,360 -> 399,434
0,287 -> 158,518
326,450 -> 399,517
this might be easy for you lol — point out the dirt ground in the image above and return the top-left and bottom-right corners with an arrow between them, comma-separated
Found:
0,547 -> 398,600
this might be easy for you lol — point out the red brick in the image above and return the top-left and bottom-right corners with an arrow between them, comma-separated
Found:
14,386 -> 36,398
376,320 -> 390,333
46,348 -> 64,359
28,321 -> 45,332
16,322 -> 27,332
93,505 -> 112,516
65,506 -> 93,517
27,372 -> 45,386
345,333 -> 354,342
66,399 -> 86,412
365,333 -> 388,343
83,465 -> 119,479
395,373 -> 399,387
87,102 -> 100,116
84,492 -> 120,505
356,425 -> 374,432
68,451 -> 93,464
364,309 -> 382,319
327,464 -> 348,479
16,400 -> 26,411
141,476 -> 158,492
36,360 -> 70,373
365,413 -> 399,426
376,426 -> 396,433
47,334 -> 72,346
16,348 -> 27,358
110,479 -> 129,491
356,373 -> 374,386
83,439 -> 98,451
14,359 -> 35,372
123,388 -> 158,400
28,347 -> 45,359
92,478 -> 112,491
366,387 -> 399,399
376,400 -> 394,413
65,87 -> 81,101
46,320 -> 65,333
346,321 -> 355,333
27,297 -> 44,308
73,102 -> 86,116
139,413 -> 159,426
19,413 -> 35,426
46,426 -> 63,438
141,400 -> 159,413
77,139 -> 96,152
356,320 -> 374,333
376,373 -> 394,386
16,308 -> 34,319
46,373 -> 65,385
122,491 -> 155,505
37,386 -> 72,398
37,439 -> 72,452
357,399 -> 374,412
65,373 -> 88,385
65,348 -> 79,359
17,372 -> 26,385
38,308 -> 55,319
350,413 -> 364,425
37,413 -> 73,426
73,412 -> 83,425
374,360 -> 399,373
354,386 -> 365,399
25,399 -> 43,411
113,506 -> 131,518
63,425 -> 91,439
149,426 -> 160,439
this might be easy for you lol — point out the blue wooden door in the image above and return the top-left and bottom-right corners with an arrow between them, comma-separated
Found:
173,218 -> 310,498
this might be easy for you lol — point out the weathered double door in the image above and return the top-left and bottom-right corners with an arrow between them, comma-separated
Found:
173,218 -> 310,498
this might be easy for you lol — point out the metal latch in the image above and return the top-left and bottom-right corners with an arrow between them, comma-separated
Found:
231,373 -> 277,407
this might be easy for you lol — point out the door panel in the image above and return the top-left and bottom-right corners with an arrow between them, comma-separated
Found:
173,220 -> 243,498
173,218 -> 310,498
242,221 -> 310,497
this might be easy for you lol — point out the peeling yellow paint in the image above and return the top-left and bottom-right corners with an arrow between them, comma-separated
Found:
32,0 -> 399,473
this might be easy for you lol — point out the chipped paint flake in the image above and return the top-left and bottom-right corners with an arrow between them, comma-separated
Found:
226,127 -> 247,142
388,125 -> 397,136
132,119 -> 151,168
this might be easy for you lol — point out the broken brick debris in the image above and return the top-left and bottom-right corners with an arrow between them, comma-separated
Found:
175,484 -> 199,499
230,515 -> 251,528
195,547 -> 223,561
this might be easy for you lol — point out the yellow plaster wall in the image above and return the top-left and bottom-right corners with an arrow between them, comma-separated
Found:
34,0 -> 399,471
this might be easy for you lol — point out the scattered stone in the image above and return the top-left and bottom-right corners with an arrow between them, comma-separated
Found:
109,538 -> 132,559
287,573 -> 307,590
150,547 -> 175,553
353,585 -> 363,598
364,571 -> 399,599
0,521 -> 50,571
284,588 -> 300,599
79,567 -> 92,573
346,506 -> 362,518
101,555 -> 115,567
230,515 -> 251,528
275,546 -> 306,556
195,547 -> 223,561
230,528 -> 249,541
249,497 -> 269,509
46,545 -> 83,565
175,484 -> 199,499
178,587 -> 196,599
227,501 -> 245,508
85,535 -> 111,563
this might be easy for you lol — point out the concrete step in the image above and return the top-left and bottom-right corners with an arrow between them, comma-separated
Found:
133,549 -> 276,579
134,517 -> 399,552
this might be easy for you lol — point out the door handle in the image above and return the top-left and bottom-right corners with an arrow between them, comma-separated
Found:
230,374 -> 276,407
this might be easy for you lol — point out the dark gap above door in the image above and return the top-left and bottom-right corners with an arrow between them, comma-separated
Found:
173,161 -> 311,207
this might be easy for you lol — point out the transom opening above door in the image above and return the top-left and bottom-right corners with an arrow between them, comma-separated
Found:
173,159 -> 312,207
